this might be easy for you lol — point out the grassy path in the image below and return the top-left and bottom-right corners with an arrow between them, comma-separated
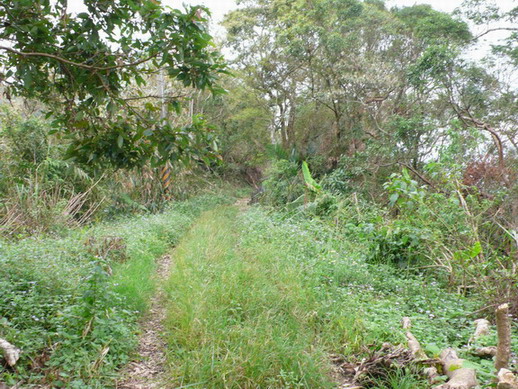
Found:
122,202 -> 481,389
118,254 -> 172,389
161,205 -> 344,388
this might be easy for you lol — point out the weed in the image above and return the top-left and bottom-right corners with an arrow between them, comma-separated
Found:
0,193 -> 232,387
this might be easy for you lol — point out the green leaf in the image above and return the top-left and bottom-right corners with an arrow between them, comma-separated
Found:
389,193 -> 399,206
448,363 -> 462,372
135,74 -> 146,87
461,360 -> 481,370
74,120 -> 89,129
301,161 -> 322,192
470,241 -> 482,257
424,343 -> 441,357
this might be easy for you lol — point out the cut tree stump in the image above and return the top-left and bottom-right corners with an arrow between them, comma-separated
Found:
471,319 -> 490,343
0,338 -> 21,367
433,348 -> 478,389
495,303 -> 511,372
401,317 -> 441,384
470,318 -> 497,357
497,368 -> 518,389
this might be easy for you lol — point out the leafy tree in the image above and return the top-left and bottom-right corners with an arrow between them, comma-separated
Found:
224,0 -> 473,166
459,0 -> 518,64
202,74 -> 271,168
224,0 -> 303,151
0,0 -> 227,168
394,4 -> 471,44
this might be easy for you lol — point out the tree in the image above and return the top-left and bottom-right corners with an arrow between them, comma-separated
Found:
0,0 -> 227,168
459,0 -> 518,65
224,0 -> 473,167
224,0 -> 303,151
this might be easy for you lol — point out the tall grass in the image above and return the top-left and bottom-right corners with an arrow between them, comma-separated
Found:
163,206 -> 364,388
162,204 -> 485,388
0,194 -> 232,387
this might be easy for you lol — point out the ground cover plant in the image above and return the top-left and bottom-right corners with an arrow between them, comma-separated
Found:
159,201 -> 516,388
0,194 -> 232,388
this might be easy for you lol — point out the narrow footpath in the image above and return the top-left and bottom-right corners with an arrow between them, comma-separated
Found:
115,204 -> 400,388
117,254 -> 173,389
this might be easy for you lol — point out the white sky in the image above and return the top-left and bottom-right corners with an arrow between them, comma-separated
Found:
67,0 -> 517,52
67,0 -> 517,26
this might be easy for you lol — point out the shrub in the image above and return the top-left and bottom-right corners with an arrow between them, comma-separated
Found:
261,160 -> 304,206
366,221 -> 427,267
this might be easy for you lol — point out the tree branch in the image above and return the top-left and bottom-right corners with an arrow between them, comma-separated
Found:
399,162 -> 442,193
0,46 -> 159,71
122,94 -> 186,102
473,27 -> 518,41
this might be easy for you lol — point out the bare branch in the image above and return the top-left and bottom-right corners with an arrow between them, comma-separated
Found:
473,27 -> 518,41
122,94 -> 186,102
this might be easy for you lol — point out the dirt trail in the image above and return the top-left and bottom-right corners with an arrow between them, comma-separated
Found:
115,200 -> 361,389
117,200 -> 248,388
117,254 -> 172,389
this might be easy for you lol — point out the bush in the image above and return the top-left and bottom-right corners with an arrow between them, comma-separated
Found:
366,221 -> 427,267
261,160 -> 304,206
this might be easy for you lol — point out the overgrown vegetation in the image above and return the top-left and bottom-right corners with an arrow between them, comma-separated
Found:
1,0 -> 517,387
258,157 -> 517,315
0,105 -> 233,237
161,203 -> 517,387
0,194 -> 232,387
0,0 -> 226,168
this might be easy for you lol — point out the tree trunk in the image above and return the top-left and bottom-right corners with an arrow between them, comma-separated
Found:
278,102 -> 289,149
334,110 -> 342,142
495,303 -> 511,372
286,95 -> 296,150
433,348 -> 478,389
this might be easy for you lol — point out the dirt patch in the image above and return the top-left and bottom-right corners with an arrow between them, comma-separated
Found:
117,254 -> 172,389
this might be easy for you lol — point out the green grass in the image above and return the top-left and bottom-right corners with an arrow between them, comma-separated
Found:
2,190 -> 509,388
368,368 -> 429,389
162,204 -> 486,388
0,193 -> 233,388
163,206 -> 363,388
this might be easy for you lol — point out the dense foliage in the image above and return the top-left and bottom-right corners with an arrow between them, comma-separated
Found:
213,0 -> 517,312
0,0 -> 227,168
0,0 -> 517,387
0,105 -> 231,236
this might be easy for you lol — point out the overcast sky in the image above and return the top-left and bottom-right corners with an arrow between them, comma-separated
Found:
68,0 -> 517,22
67,0 -> 517,50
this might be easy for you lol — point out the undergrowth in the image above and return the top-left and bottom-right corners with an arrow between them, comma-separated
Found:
0,193 -> 233,388
167,208 -> 512,388
161,203 -> 508,388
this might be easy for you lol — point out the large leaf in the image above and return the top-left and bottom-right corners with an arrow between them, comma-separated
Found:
302,161 -> 322,193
